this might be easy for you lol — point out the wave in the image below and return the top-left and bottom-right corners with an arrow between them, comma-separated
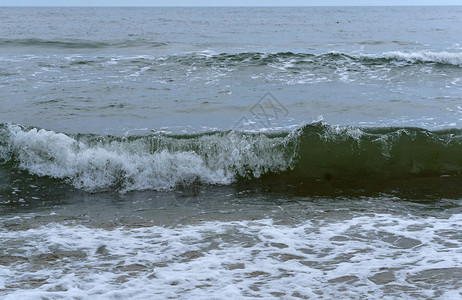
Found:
141,51 -> 462,71
2,41 -> 461,67
172,50 -> 462,67
0,38 -> 167,49
0,123 -> 298,192
1,123 -> 462,193
358,51 -> 462,66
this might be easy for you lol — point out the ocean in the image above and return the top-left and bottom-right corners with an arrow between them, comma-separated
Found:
1,6 -> 462,299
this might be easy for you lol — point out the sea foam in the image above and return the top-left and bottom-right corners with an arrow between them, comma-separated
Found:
1,214 -> 462,299
1,124 -> 297,192
359,50 -> 462,66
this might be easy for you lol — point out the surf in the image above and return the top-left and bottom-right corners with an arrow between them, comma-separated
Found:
1,122 -> 462,193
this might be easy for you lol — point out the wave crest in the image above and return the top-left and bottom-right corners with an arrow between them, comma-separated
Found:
359,51 -> 462,66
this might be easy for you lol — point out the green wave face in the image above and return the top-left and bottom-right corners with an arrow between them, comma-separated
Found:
294,123 -> 462,179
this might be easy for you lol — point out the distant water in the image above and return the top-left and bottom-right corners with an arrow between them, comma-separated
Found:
2,7 -> 462,299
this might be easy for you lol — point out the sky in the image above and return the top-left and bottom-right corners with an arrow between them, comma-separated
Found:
2,0 -> 462,6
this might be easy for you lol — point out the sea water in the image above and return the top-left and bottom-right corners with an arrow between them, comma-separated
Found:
1,6 -> 462,299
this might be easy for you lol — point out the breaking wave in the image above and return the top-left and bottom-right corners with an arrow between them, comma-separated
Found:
358,50 -> 462,66
2,122 -> 462,192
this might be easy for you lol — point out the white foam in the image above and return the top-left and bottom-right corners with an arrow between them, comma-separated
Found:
1,124 -> 297,192
360,51 -> 462,66
1,213 -> 462,299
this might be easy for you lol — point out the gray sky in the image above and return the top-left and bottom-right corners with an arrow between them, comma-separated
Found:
2,0 -> 462,6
